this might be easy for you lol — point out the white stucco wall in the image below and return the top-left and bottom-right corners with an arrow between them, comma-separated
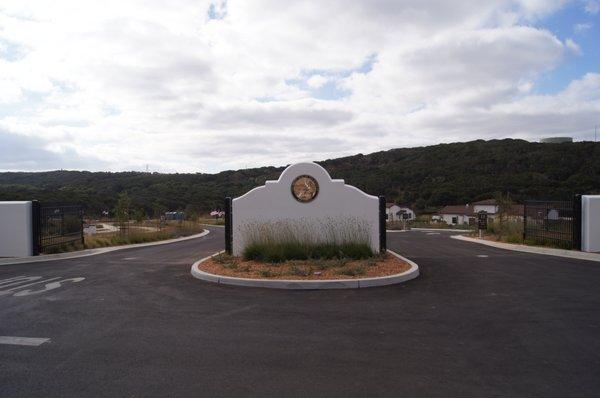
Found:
582,195 -> 600,253
232,162 -> 381,256
0,201 -> 33,257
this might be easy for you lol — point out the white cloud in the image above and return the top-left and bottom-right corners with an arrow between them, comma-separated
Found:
0,0 -> 596,172
565,38 -> 582,55
306,75 -> 329,89
574,22 -> 593,33
585,0 -> 600,14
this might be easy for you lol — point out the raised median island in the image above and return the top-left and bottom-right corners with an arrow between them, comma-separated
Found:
191,162 -> 419,289
191,248 -> 418,289
199,251 -> 410,280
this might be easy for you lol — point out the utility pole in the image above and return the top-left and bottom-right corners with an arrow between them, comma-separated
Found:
595,125 -> 597,142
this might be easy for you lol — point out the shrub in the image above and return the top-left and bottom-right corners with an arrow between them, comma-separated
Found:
244,242 -> 373,263
487,220 -> 523,243
506,233 -> 523,244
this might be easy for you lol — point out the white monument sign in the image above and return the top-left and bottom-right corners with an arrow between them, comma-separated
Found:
227,162 -> 384,256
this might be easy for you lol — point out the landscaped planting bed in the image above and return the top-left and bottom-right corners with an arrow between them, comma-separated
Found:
203,219 -> 411,280
199,252 -> 410,280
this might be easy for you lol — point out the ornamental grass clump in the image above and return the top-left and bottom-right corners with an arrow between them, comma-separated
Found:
241,217 -> 373,262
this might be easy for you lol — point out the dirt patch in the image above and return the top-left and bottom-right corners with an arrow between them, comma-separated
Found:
199,253 -> 411,280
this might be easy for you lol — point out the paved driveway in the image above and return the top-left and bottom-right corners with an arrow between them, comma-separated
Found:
1,228 -> 599,397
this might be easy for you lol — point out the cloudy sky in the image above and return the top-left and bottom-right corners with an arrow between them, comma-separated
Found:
0,0 -> 599,173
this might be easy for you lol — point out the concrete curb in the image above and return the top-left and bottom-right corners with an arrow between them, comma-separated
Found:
451,234 -> 600,263
190,249 -> 419,290
0,230 -> 211,266
411,228 -> 473,232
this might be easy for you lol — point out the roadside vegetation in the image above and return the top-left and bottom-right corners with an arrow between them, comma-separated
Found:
198,218 -> 225,226
43,221 -> 205,254
484,220 -> 574,250
479,195 -> 573,250
386,215 -> 476,231
2,139 -> 598,216
84,222 -> 203,249
240,218 -> 374,262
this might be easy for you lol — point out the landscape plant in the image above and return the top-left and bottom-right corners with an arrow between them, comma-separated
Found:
241,217 -> 373,262
486,219 -> 523,243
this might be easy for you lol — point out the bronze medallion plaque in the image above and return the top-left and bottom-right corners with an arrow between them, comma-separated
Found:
291,175 -> 319,202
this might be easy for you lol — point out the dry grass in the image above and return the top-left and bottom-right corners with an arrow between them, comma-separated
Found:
240,218 -> 374,262
84,221 -> 204,249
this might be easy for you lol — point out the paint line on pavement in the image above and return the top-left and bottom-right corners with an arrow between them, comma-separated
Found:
0,336 -> 50,346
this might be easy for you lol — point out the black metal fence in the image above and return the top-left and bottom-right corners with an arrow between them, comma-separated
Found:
32,201 -> 84,255
523,197 -> 581,250
224,197 -> 232,254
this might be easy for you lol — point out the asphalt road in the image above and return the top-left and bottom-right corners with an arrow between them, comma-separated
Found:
1,227 -> 600,397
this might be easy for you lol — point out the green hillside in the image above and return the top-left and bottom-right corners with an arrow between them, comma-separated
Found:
1,139 -> 599,216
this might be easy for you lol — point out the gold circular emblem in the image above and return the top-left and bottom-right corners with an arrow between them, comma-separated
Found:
291,175 -> 319,203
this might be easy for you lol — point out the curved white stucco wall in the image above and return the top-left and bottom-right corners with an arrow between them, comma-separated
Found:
232,162 -> 380,256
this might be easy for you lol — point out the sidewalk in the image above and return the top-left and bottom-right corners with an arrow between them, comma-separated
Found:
452,234 -> 600,263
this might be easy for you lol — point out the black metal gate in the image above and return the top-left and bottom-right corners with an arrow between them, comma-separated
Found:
523,196 -> 581,250
32,201 -> 84,255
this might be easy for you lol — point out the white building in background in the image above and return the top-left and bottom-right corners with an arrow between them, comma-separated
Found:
471,199 -> 498,215
434,199 -> 524,226
435,204 -> 474,225
386,203 -> 415,222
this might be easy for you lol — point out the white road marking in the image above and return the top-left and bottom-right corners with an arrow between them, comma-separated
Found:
0,275 -> 85,297
0,276 -> 42,288
426,232 -> 440,235
0,277 -> 61,296
0,336 -> 50,346
477,255 -> 489,258
13,277 -> 85,297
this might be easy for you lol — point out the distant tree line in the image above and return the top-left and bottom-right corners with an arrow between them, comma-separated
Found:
0,139 -> 599,217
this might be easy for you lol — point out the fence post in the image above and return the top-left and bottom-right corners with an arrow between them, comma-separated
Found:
31,200 -> 40,256
379,196 -> 386,253
522,201 -> 527,243
224,197 -> 232,254
81,206 -> 85,248
573,194 -> 582,251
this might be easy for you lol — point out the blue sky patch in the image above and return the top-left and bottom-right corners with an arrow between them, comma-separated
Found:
0,39 -> 25,62
532,2 -> 599,94
208,1 -> 227,20
285,53 -> 378,100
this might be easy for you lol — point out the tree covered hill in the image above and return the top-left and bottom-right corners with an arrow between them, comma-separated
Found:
0,139 -> 598,216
